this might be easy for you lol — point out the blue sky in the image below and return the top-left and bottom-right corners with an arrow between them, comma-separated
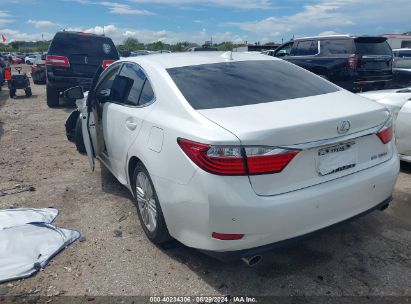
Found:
1,0 -> 410,45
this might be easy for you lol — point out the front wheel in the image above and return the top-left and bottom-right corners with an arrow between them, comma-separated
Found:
132,163 -> 171,244
74,116 -> 86,153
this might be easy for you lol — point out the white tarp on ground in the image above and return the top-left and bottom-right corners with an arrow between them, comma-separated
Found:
0,208 -> 80,283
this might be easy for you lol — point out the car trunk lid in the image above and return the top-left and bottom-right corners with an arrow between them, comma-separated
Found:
198,90 -> 393,196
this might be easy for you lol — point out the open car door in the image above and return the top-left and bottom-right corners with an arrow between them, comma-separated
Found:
81,64 -> 121,171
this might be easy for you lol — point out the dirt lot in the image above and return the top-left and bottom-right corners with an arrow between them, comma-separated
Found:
0,65 -> 411,297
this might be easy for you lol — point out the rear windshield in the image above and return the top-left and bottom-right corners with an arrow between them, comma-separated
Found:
355,38 -> 392,55
167,60 -> 339,110
49,33 -> 119,59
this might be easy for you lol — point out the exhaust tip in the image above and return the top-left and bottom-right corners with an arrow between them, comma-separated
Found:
241,255 -> 262,267
379,203 -> 389,211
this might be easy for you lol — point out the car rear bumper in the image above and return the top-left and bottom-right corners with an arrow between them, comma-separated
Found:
202,197 -> 392,261
47,73 -> 92,92
155,153 -> 399,254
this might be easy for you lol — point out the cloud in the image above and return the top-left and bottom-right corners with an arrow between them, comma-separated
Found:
65,0 -> 155,15
27,20 -> 58,29
0,11 -> 14,26
100,2 -> 155,15
64,24 -> 247,44
129,0 -> 272,9
224,0 -> 411,40
0,28 -> 54,42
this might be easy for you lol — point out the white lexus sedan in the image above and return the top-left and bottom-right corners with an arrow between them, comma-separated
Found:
66,52 -> 399,262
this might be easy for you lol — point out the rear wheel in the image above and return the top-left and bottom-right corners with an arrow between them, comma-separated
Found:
74,116 -> 86,153
132,163 -> 171,244
46,84 -> 59,107
25,87 -> 32,97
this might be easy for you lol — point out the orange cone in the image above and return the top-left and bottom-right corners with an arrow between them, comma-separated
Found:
4,68 -> 11,81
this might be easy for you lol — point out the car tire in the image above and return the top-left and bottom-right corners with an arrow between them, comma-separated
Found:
46,84 -> 59,107
25,60 -> 30,64
132,163 -> 171,244
74,116 -> 86,153
25,87 -> 32,97
9,89 -> 15,98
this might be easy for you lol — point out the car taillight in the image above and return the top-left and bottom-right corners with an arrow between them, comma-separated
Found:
377,126 -> 393,144
212,232 -> 244,240
102,60 -> 115,69
348,54 -> 359,69
177,138 -> 299,176
377,116 -> 393,144
245,147 -> 299,174
46,55 -> 70,67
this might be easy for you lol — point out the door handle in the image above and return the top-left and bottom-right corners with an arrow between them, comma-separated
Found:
125,120 -> 137,131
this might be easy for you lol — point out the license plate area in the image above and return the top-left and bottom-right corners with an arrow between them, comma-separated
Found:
317,141 -> 357,176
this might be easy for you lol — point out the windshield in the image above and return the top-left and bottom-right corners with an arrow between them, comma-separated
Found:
394,59 -> 411,69
167,60 -> 339,110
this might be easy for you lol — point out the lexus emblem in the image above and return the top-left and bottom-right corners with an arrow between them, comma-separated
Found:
337,120 -> 351,134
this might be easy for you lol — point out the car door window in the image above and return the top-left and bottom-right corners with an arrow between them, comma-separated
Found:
292,40 -> 318,56
95,65 -> 120,104
275,43 -> 293,57
118,62 -> 146,106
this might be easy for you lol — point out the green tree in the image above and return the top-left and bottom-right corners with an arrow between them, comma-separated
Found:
217,41 -> 234,51
119,37 -> 144,51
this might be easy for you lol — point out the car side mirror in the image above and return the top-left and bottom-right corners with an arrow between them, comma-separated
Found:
275,52 -> 287,58
64,86 -> 84,100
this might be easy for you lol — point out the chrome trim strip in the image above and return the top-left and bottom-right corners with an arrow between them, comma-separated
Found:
280,123 -> 384,150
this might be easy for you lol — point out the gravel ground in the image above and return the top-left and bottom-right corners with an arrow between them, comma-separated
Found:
0,66 -> 410,297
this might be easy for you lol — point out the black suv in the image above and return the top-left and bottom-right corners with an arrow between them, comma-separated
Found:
46,31 -> 119,107
273,35 -> 393,92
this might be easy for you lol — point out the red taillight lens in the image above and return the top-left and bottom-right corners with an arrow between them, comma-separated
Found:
348,54 -> 359,70
177,138 -> 299,176
46,55 -> 70,67
246,148 -> 299,174
102,60 -> 115,69
377,126 -> 393,144
212,232 -> 244,240
177,138 -> 246,175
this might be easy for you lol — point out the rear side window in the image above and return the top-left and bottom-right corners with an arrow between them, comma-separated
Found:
167,60 -> 338,110
354,38 -> 392,55
49,33 -> 119,59
139,81 -> 154,105
321,39 -> 353,55
292,40 -> 318,56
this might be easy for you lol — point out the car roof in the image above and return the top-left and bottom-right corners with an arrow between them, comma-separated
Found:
117,51 -> 277,69
293,35 -> 385,41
